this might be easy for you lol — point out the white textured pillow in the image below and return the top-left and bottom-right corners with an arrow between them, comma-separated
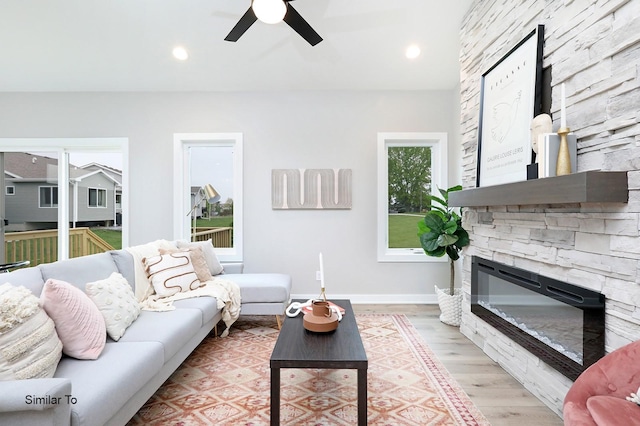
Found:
144,251 -> 201,297
0,283 -> 63,380
177,240 -> 224,275
85,272 -> 141,341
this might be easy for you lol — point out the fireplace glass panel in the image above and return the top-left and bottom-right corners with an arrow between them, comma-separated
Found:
477,272 -> 584,365
471,256 -> 605,381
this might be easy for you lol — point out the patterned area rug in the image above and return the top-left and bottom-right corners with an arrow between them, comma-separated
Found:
127,314 -> 489,425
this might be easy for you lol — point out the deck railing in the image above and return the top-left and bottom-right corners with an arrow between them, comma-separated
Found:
191,227 -> 233,248
4,227 -> 114,267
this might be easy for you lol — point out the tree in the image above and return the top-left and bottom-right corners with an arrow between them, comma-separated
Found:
388,146 -> 432,212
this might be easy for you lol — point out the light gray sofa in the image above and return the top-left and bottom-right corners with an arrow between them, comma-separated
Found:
0,247 -> 291,426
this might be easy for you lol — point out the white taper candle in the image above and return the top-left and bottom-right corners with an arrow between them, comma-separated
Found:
560,83 -> 567,129
319,252 -> 325,290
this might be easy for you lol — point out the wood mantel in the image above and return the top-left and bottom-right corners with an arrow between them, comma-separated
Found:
449,171 -> 628,207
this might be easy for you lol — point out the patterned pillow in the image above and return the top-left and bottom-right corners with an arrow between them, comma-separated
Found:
143,251 -> 202,297
85,272 -> 141,341
40,279 -> 106,360
0,283 -> 63,380
159,247 -> 213,283
177,240 -> 224,275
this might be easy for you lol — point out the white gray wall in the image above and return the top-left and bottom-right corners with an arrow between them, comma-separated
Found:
0,90 -> 461,300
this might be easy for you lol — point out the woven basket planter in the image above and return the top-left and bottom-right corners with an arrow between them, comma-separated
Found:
435,285 -> 462,327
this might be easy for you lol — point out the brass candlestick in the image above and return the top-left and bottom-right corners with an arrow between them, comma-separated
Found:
319,287 -> 327,302
556,127 -> 571,176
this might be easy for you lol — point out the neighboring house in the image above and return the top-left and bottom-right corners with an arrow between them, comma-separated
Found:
78,162 -> 123,224
189,186 -> 207,218
3,153 -> 120,230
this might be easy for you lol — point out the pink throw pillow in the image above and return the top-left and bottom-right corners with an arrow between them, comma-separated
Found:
40,278 -> 106,360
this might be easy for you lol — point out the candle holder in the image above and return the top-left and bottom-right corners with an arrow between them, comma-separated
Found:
556,127 -> 572,176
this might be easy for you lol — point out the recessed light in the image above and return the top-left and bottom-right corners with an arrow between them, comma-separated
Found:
405,44 -> 421,60
172,46 -> 189,61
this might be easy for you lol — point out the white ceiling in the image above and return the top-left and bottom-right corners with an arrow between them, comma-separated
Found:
0,0 -> 472,92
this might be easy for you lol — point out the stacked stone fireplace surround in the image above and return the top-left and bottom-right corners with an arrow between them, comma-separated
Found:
458,0 -> 640,416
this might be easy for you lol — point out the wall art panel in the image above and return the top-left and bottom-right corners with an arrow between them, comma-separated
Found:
271,169 -> 352,209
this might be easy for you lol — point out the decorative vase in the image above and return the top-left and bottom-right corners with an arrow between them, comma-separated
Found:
434,285 -> 462,327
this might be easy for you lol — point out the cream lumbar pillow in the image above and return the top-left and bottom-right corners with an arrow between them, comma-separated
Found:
40,279 -> 106,360
0,283 -> 63,380
159,247 -> 213,283
85,272 -> 141,341
176,239 -> 224,276
144,251 -> 201,297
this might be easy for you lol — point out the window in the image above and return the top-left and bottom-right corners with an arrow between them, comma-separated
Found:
377,132 -> 448,262
5,186 -> 14,195
88,188 -> 107,208
39,186 -> 58,208
173,133 -> 243,262
0,138 -> 128,262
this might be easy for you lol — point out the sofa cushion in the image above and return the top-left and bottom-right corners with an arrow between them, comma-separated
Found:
116,309 -> 202,362
109,249 -> 136,293
85,272 -> 141,341
0,267 -> 45,296
173,297 -> 221,325
54,341 -> 164,426
177,240 -> 224,275
0,284 -> 62,380
40,279 -> 106,360
224,273 -> 292,304
39,252 -> 119,292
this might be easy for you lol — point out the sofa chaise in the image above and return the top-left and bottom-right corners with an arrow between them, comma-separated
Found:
0,242 -> 291,426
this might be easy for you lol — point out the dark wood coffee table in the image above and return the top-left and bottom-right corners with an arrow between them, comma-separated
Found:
270,299 -> 368,425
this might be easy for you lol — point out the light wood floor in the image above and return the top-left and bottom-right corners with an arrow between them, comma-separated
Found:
352,304 -> 564,426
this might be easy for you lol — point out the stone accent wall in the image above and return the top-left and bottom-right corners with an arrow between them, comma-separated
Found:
459,0 -> 640,416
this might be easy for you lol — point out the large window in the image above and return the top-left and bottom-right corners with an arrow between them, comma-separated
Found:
377,132 -> 448,262
173,133 -> 243,262
0,138 -> 128,263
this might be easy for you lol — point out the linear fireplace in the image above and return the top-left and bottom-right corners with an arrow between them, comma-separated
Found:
471,256 -> 605,381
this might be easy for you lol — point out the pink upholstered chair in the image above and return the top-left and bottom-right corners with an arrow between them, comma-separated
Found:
564,339 -> 640,425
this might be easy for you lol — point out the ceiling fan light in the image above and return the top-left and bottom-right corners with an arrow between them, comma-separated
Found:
252,0 -> 287,24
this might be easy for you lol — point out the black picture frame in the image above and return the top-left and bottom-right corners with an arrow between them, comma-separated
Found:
476,25 -> 544,187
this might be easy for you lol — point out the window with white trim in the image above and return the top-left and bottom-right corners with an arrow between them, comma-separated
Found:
88,188 -> 107,208
173,133 -> 243,262
39,186 -> 58,208
5,186 -> 14,195
377,132 -> 448,262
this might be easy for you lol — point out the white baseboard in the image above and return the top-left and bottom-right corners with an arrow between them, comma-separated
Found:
291,293 -> 438,305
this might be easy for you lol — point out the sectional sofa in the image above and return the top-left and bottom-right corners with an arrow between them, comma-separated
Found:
0,241 -> 291,426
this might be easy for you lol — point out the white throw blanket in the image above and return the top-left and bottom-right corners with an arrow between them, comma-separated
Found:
125,240 -> 241,337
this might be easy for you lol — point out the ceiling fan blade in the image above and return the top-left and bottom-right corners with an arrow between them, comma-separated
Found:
283,3 -> 323,46
224,7 -> 258,42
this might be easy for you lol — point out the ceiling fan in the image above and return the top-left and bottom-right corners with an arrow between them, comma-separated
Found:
225,0 -> 323,46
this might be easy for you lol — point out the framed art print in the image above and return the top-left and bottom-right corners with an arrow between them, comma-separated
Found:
476,24 -> 544,187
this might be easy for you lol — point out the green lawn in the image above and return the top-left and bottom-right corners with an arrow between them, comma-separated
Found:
195,216 -> 233,227
389,213 -> 423,248
91,228 -> 122,250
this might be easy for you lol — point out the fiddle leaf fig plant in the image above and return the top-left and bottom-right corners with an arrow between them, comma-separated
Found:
417,185 -> 470,295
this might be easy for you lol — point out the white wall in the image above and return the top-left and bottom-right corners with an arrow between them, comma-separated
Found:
0,90 -> 462,301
